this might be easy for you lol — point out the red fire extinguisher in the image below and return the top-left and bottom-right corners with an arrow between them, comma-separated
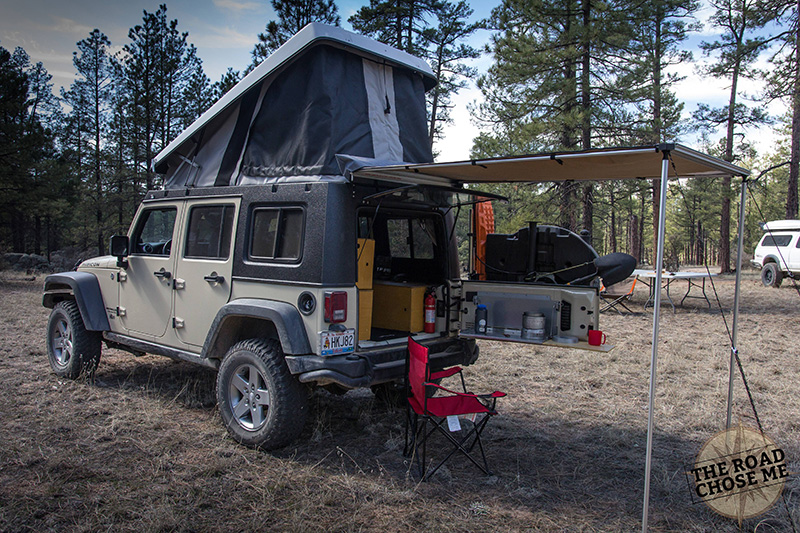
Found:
424,289 -> 436,333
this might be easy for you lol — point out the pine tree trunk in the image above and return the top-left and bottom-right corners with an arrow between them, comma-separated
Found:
582,184 -> 593,237
34,216 -> 41,256
788,9 -> 800,219
629,214 -> 640,263
610,188 -> 617,253
560,182 -> 576,231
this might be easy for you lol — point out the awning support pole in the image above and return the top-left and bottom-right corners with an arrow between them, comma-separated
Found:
727,178 -> 748,428
642,151 -> 670,532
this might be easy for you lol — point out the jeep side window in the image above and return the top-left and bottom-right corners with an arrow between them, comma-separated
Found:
132,208 -> 177,255
185,205 -> 235,259
250,207 -> 304,261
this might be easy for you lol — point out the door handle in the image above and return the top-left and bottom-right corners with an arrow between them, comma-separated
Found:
154,268 -> 172,280
204,272 -> 225,284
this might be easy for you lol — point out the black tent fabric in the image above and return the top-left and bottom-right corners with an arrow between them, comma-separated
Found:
156,24 -> 435,189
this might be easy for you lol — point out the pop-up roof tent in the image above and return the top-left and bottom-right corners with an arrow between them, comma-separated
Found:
154,23 -> 436,188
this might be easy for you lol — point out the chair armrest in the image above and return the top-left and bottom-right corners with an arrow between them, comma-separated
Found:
430,366 -> 462,380
424,382 -> 506,399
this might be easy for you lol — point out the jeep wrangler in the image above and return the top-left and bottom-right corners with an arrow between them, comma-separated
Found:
42,24 -> 603,450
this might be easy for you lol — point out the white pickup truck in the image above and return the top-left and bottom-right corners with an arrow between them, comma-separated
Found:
751,220 -> 800,287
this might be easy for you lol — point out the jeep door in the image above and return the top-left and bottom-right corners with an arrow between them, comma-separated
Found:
172,198 -> 240,349
119,202 -> 184,339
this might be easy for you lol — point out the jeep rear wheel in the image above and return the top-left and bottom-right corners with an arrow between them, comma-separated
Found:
46,301 -> 102,379
761,263 -> 783,288
216,339 -> 308,450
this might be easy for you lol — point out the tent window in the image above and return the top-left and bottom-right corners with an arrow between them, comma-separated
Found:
249,207 -> 304,262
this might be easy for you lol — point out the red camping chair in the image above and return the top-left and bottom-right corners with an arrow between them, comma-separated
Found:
404,337 -> 506,480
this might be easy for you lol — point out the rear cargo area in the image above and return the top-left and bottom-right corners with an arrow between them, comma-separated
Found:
356,207 -> 450,343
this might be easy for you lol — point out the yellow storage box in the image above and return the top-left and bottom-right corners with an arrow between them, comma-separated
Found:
372,281 -> 426,333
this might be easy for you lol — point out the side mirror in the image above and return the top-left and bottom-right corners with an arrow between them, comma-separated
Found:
110,235 -> 129,267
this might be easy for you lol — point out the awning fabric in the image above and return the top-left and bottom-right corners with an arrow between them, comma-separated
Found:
345,144 -> 750,186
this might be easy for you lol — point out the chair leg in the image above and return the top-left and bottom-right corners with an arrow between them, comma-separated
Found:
403,403 -> 411,457
423,415 -> 493,479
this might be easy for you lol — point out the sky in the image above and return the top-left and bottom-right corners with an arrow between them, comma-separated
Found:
0,0 -> 787,162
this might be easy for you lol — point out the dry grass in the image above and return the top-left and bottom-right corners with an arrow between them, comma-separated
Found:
0,271 -> 798,532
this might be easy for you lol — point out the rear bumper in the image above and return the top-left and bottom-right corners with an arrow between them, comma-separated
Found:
284,336 -> 479,389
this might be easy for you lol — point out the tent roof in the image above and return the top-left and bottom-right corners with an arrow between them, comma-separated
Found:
154,23 -> 436,171
348,144 -> 750,187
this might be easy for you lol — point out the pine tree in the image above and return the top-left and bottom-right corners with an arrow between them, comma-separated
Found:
121,4 -> 200,190
349,0 -> 440,55
0,46 -> 54,253
419,1 -> 480,149
476,0 -> 634,231
619,0 -> 699,265
212,67 -> 241,100
250,0 -> 341,70
66,29 -> 115,255
760,0 -> 800,219
693,0 -> 770,272
182,62 -> 214,129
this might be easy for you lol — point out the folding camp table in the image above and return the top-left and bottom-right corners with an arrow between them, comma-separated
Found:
633,269 -> 717,312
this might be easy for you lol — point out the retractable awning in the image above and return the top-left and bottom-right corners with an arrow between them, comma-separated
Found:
348,142 -> 751,533
347,143 -> 749,186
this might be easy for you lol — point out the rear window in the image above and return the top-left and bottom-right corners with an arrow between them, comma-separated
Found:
249,207 -> 304,261
760,234 -> 792,247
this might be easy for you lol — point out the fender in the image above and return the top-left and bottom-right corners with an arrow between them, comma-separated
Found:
203,298 -> 313,359
42,272 -> 111,331
764,256 -> 785,269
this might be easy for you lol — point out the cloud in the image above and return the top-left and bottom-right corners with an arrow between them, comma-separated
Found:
191,24 -> 255,49
49,17 -> 95,38
213,0 -> 261,12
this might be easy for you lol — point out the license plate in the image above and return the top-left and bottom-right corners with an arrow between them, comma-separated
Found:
319,329 -> 356,356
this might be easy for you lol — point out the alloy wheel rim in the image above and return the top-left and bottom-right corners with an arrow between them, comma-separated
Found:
52,318 -> 73,367
228,363 -> 271,431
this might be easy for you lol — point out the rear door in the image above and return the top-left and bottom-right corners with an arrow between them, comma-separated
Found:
172,197 -> 240,349
456,280 -> 601,348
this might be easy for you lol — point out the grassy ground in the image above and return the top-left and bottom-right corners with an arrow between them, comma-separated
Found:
0,271 -> 798,532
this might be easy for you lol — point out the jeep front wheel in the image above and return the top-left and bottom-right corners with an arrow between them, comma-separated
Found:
46,300 -> 102,379
216,338 -> 308,450
761,263 -> 783,288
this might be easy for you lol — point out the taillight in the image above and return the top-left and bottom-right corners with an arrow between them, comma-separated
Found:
324,291 -> 347,323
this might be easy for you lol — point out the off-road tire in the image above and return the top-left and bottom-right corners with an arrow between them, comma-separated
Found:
761,263 -> 783,288
46,300 -> 102,379
217,338 -> 308,450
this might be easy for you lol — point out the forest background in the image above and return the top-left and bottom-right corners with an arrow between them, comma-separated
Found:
1,0 -> 799,273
